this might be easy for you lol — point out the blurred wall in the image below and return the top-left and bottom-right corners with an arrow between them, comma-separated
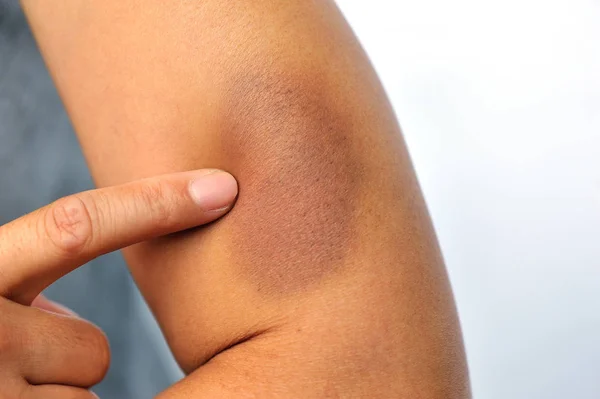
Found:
338,0 -> 600,398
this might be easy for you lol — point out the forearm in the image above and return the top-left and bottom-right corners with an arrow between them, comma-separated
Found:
23,0 -> 469,397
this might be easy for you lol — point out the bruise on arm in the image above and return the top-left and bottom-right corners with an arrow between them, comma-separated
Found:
222,67 -> 362,295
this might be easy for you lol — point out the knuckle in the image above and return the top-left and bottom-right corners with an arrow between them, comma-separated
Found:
42,195 -> 94,257
0,307 -> 21,361
0,324 -> 13,357
0,301 -> 25,358
136,181 -> 178,229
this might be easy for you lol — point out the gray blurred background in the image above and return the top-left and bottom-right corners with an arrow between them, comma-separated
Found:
2,0 -> 599,398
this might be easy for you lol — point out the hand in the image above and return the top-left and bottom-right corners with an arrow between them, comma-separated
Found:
0,169 -> 238,398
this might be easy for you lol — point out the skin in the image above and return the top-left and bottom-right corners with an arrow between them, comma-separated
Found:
0,169 -> 238,398
21,0 -> 471,397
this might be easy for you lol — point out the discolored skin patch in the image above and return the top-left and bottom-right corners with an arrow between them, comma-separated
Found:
221,67 -> 363,295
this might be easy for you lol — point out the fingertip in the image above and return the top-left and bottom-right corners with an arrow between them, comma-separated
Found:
188,170 -> 239,212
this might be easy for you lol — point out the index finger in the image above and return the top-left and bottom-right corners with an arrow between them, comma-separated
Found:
0,169 -> 238,304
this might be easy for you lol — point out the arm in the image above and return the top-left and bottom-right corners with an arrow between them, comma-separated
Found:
22,1 -> 470,397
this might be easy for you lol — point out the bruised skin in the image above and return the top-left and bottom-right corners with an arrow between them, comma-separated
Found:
124,67 -> 372,371
222,68 -> 362,295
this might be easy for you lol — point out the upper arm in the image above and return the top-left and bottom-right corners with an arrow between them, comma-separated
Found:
22,0 -> 470,397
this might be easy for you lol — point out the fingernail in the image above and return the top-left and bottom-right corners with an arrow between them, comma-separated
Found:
32,294 -> 79,317
49,300 -> 79,317
189,170 -> 238,211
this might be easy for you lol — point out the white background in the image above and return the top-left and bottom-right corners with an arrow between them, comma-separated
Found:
338,1 -> 600,398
